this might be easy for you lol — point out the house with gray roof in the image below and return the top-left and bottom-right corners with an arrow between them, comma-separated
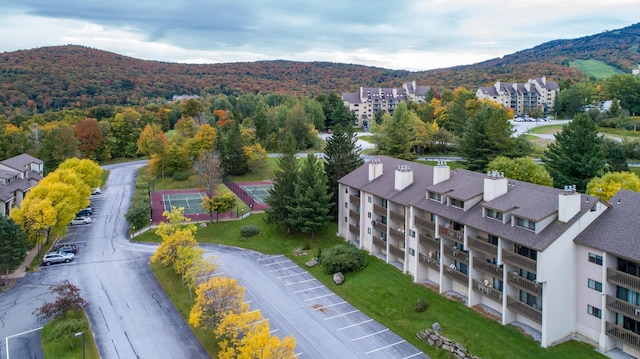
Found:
337,156 -> 640,357
476,77 -> 559,116
0,153 -> 44,217
342,81 -> 431,127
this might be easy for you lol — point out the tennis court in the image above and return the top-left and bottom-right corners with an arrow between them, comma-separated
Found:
239,184 -> 272,204
162,192 -> 205,214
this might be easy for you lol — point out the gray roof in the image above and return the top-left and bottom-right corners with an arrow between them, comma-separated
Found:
339,156 -> 603,252
0,153 -> 42,171
0,168 -> 18,180
342,92 -> 360,103
0,178 -> 29,202
574,190 -> 640,263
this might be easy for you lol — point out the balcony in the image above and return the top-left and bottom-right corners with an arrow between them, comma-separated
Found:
372,221 -> 387,233
373,203 -> 387,217
372,236 -> 386,250
507,272 -> 543,296
439,224 -> 464,242
507,296 -> 542,324
606,322 -> 640,350
606,295 -> 640,319
419,233 -> 440,252
414,215 -> 435,231
608,268 -> 640,292
389,209 -> 405,223
348,209 -> 359,221
349,195 -> 360,205
389,245 -> 405,259
472,279 -> 503,303
473,256 -> 504,278
418,252 -> 440,271
468,236 -> 498,257
389,228 -> 405,241
444,265 -> 469,285
442,245 -> 468,264
502,248 -> 537,273
348,224 -> 359,235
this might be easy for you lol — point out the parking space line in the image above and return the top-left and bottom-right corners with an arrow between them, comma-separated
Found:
364,340 -> 405,354
403,352 -> 425,358
338,318 -> 372,329
286,278 -> 316,286
270,328 -> 279,334
262,260 -> 290,266
257,255 -> 284,261
326,309 -> 360,320
293,285 -> 323,293
312,301 -> 346,310
276,272 -> 306,279
268,265 -> 298,272
303,293 -> 335,302
351,328 -> 389,342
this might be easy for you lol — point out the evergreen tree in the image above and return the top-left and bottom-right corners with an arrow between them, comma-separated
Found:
287,154 -> 331,237
544,113 -> 605,192
0,216 -> 27,286
602,137 -> 628,172
376,102 -> 416,160
265,134 -> 299,232
221,121 -> 248,176
324,125 -> 363,219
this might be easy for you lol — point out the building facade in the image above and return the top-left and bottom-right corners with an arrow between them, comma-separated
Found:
476,77 -> 559,116
337,156 -> 640,357
342,81 -> 431,128
0,154 -> 43,217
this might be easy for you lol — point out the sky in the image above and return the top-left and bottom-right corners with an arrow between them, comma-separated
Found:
0,1 -> 637,71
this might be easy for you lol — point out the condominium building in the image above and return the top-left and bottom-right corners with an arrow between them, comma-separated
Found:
337,156 -> 639,357
476,77 -> 559,116
0,154 -> 43,217
342,81 -> 431,128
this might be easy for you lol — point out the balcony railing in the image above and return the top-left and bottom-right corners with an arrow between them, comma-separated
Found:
348,209 -> 359,221
349,195 -> 360,205
606,295 -> 640,319
444,265 -> 469,285
507,272 -> 542,296
348,224 -> 359,235
473,256 -> 504,278
472,279 -> 503,303
418,252 -> 440,271
442,245 -> 468,264
439,224 -> 464,242
502,248 -> 537,273
419,233 -> 440,252
507,296 -> 542,324
608,268 -> 640,292
372,236 -> 386,250
606,322 -> 640,350
414,215 -> 435,231
389,209 -> 405,223
389,228 -> 405,241
373,204 -> 387,217
468,236 -> 498,257
389,245 -> 405,259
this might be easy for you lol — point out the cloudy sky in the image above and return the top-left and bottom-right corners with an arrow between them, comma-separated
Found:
0,1 -> 637,71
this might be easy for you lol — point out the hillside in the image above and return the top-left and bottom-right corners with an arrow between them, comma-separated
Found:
0,22 -> 638,115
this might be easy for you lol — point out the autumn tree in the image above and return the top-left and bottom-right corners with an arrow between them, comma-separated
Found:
243,143 -> 268,174
109,108 -> 142,158
32,280 -> 88,320
137,123 -> 164,156
193,124 -> 217,154
324,125 -> 363,219
73,117 -> 103,160
188,276 -> 249,330
0,216 -> 27,286
265,134 -> 299,232
201,192 -> 236,223
57,158 -> 103,190
487,156 -> 553,186
163,142 -> 191,176
175,245 -> 205,284
151,207 -> 198,270
586,172 -> 640,201
194,150 -> 223,197
184,255 -> 219,293
40,123 -> 79,172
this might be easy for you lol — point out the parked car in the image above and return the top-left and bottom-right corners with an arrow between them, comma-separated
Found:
91,187 -> 101,195
42,251 -> 75,265
77,207 -> 93,217
53,244 -> 78,254
70,216 -> 91,225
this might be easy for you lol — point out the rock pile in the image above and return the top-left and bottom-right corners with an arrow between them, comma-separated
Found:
416,327 -> 481,359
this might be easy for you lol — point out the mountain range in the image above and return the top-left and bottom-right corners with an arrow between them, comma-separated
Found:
0,22 -> 639,114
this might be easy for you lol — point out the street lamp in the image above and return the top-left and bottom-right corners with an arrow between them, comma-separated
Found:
74,332 -> 85,359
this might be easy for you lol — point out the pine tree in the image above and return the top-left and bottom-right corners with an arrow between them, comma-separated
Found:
0,216 -> 27,286
324,124 -> 363,219
287,154 -> 331,237
221,121 -> 248,175
544,113 -> 605,191
265,134 -> 299,232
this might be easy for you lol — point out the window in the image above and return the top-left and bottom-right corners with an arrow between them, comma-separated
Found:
345,202 -> 348,208
344,217 -> 348,223
345,188 -> 348,193
367,212 -> 371,218
486,209 -> 504,221
381,216 -> 387,225
381,199 -> 388,208
428,191 -> 442,202
588,279 -> 603,292
493,278 -> 504,292
450,198 -> 464,209
368,196 -> 372,203
488,235 -> 499,246
455,260 -> 468,274
409,230 -> 416,238
616,286 -> 640,305
520,291 -> 542,310
515,217 -> 536,231
409,248 -> 416,256
588,253 -> 603,266
367,228 -> 371,234
430,213 -> 436,222
587,305 -> 602,318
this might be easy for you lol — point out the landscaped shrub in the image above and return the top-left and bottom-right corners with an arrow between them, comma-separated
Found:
415,298 -> 429,312
319,244 -> 367,274
239,225 -> 260,237
172,171 -> 191,181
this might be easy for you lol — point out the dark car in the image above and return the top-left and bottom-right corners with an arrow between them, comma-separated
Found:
77,208 -> 92,217
53,244 -> 78,254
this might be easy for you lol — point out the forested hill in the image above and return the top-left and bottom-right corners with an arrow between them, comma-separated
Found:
0,22 -> 638,114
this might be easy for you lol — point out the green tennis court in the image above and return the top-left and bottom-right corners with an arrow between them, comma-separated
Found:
163,192 -> 205,214
239,184 -> 272,204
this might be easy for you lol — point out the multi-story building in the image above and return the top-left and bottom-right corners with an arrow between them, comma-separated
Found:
476,77 -> 559,116
342,81 -> 431,128
0,154 -> 43,217
337,156 -> 640,357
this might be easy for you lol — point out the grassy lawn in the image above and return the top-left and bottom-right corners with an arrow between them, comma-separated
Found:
41,310 -> 100,359
569,60 -> 620,80
598,127 -> 640,139
142,214 -> 605,359
228,157 -> 279,182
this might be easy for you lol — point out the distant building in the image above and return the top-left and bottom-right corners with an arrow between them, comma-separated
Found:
342,81 -> 431,127
0,154 -> 43,217
476,77 -> 559,116
632,65 -> 640,76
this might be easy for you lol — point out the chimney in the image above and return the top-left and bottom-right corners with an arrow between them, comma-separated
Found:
558,185 -> 581,223
494,81 -> 501,92
433,160 -> 450,185
394,165 -> 413,191
484,170 -> 508,201
368,158 -> 383,182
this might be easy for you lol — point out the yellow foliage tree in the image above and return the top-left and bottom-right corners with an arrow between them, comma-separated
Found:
184,254 -> 219,292
586,172 -> 640,201
151,207 -> 198,268
194,124 -> 217,153
137,123 -> 164,156
243,143 -> 268,174
188,276 -> 248,330
174,245 -> 204,283
215,310 -> 297,359
11,196 -> 57,251
57,158 -> 103,190
201,192 -> 236,223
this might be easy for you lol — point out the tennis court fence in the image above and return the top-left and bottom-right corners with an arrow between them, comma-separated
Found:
223,176 -> 255,209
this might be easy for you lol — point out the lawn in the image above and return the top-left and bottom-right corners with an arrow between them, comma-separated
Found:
569,60 -> 620,80
143,214 -> 605,359
41,310 -> 100,359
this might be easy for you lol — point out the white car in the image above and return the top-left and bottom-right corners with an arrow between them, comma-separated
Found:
70,216 -> 91,225
91,187 -> 101,195
42,251 -> 75,265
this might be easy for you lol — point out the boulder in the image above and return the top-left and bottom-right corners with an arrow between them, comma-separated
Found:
333,272 -> 344,285
432,322 -> 442,332
306,259 -> 319,267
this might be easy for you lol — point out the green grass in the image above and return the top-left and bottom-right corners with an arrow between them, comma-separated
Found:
228,157 -> 278,182
358,135 -> 374,143
598,127 -> 640,139
41,310 -> 100,359
569,60 -> 621,80
142,214 -> 605,359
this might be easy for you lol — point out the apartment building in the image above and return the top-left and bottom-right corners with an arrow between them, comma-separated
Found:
0,154 -> 43,217
337,156 -> 639,357
476,77 -> 559,116
342,81 -> 431,127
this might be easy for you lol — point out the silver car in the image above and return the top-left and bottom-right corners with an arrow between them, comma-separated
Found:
70,216 -> 91,225
42,251 -> 75,265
